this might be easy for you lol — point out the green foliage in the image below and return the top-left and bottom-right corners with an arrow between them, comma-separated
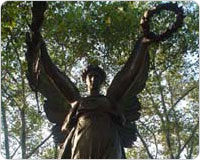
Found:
1,1 -> 198,159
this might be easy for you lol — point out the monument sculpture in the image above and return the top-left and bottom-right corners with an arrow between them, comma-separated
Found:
25,2 -> 184,159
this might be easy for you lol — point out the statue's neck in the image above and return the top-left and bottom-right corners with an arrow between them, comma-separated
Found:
89,88 -> 100,96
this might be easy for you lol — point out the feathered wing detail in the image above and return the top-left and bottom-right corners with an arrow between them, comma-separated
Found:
118,62 -> 149,148
26,1 -> 81,147
107,2 -> 184,148
119,55 -> 149,148
26,32 -> 81,147
26,62 -> 71,124
107,38 -> 150,148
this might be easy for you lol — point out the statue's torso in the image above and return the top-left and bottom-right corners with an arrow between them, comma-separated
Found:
70,95 -> 124,159
77,95 -> 114,115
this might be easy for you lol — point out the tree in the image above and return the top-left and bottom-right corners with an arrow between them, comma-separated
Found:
1,1 -> 198,159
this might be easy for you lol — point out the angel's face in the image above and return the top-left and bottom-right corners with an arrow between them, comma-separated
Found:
86,71 -> 102,94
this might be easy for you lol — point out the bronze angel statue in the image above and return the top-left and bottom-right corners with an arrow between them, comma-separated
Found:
25,2 -> 184,159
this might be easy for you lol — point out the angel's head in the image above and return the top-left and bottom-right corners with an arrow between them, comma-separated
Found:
82,65 -> 106,95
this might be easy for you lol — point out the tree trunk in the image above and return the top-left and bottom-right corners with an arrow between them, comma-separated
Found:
20,108 -> 26,158
1,103 -> 10,159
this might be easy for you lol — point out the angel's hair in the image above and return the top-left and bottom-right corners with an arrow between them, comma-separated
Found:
81,65 -> 106,83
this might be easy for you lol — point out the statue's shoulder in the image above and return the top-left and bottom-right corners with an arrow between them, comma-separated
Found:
81,95 -> 107,101
78,95 -> 112,111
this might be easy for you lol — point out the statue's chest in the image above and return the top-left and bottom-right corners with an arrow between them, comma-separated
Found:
78,96 -> 112,113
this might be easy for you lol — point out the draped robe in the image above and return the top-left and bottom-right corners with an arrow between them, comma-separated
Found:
60,95 -> 126,159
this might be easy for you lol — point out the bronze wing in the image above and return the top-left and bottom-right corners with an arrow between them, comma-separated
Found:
25,1 -> 81,146
26,32 -> 81,145
106,2 -> 184,148
107,37 -> 150,148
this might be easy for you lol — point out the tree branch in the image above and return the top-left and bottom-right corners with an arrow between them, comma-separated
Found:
176,121 -> 199,158
145,87 -> 165,123
11,145 -> 21,159
154,70 -> 174,158
2,87 -> 21,110
138,120 -> 158,158
136,129 -> 154,159
4,69 -> 19,84
166,80 -> 182,153
25,132 -> 53,159
187,139 -> 194,159
1,103 -> 10,159
20,108 -> 26,158
172,107 -> 182,153
168,85 -> 197,114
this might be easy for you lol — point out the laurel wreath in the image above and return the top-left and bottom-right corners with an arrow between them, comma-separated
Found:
140,3 -> 185,42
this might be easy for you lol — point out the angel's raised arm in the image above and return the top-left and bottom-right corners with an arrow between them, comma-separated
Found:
106,37 -> 150,102
107,3 -> 184,102
40,35 -> 81,104
26,2 -> 80,106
